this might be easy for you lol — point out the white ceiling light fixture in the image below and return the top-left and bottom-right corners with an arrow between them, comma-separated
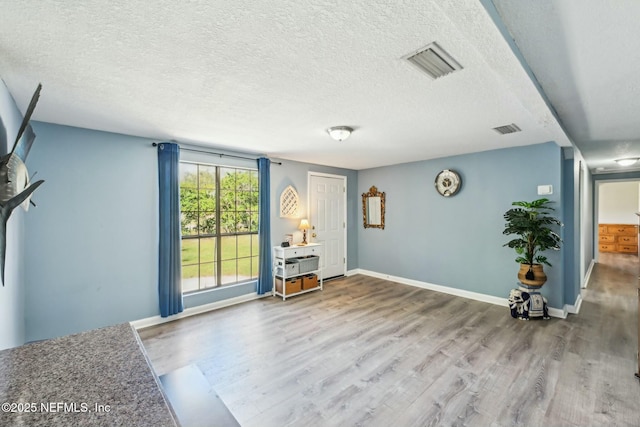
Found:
615,157 -> 639,167
327,126 -> 353,141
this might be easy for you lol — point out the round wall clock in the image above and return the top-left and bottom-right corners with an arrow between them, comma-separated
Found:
435,169 -> 461,197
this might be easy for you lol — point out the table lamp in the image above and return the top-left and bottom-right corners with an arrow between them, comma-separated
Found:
298,219 -> 310,245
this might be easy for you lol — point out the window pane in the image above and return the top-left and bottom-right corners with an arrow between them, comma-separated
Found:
237,258 -> 251,281
221,260 -> 237,285
252,234 -> 259,253
251,256 -> 259,278
235,191 -> 247,210
180,183 -> 199,236
221,235 -> 237,260
220,211 -> 236,233
220,190 -> 235,211
181,212 -> 198,236
237,235 -> 251,258
200,262 -> 216,289
200,237 -> 216,263
220,168 -> 236,191
180,163 -> 198,188
180,187 -> 198,208
198,189 -> 216,211
181,239 -> 199,265
251,190 -> 259,211
198,165 -> 216,189
250,212 -> 258,232
199,212 -> 216,235
235,172 -> 247,191
237,212 -> 250,232
249,171 -> 258,190
182,264 -> 199,293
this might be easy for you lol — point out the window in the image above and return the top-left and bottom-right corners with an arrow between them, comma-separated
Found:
179,162 -> 259,293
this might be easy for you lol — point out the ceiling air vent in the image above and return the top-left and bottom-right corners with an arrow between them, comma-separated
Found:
405,42 -> 462,79
493,123 -> 521,135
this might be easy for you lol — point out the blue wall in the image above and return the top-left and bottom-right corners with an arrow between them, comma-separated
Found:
358,142 -> 568,309
0,81 -> 27,349
25,123 -> 160,341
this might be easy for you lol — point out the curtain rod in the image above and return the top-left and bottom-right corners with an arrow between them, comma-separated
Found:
152,142 -> 282,165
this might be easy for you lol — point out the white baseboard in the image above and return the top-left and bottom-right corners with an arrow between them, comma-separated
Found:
548,295 -> 582,319
566,293 -> 583,315
547,306 -> 567,319
130,292 -> 265,330
582,259 -> 596,289
549,292 -> 583,319
357,269 -> 509,307
355,269 -> 570,319
346,268 -> 360,277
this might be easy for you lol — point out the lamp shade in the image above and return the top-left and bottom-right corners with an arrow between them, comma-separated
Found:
298,219 -> 310,230
327,126 -> 353,141
615,158 -> 639,167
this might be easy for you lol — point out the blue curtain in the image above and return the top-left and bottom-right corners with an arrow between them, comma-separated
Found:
257,157 -> 272,295
157,142 -> 184,317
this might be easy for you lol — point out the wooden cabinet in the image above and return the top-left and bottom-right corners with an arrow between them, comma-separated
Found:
598,224 -> 638,254
273,243 -> 323,300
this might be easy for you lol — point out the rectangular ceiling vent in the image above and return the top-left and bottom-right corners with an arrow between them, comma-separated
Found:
405,42 -> 463,80
493,123 -> 522,135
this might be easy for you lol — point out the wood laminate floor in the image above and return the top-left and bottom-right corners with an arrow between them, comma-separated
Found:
139,254 -> 640,426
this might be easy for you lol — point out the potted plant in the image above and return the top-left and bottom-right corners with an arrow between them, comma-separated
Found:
503,198 -> 562,287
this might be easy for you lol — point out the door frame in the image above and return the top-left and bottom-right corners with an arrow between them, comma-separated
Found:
308,171 -> 348,277
593,178 -> 640,263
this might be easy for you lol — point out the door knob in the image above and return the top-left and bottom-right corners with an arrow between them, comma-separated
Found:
312,233 -> 317,238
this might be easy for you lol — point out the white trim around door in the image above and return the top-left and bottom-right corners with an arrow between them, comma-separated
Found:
308,172 -> 347,279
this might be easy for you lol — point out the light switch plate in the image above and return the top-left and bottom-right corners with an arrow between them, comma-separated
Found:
537,185 -> 553,195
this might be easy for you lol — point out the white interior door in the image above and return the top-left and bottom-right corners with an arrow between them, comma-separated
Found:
309,173 -> 346,279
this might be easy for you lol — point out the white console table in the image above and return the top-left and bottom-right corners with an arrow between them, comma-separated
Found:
272,243 -> 323,300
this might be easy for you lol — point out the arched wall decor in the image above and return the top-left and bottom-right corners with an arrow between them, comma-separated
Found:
280,185 -> 300,218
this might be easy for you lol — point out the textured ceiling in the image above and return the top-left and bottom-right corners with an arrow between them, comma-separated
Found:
494,0 -> 640,174
0,0 -> 576,170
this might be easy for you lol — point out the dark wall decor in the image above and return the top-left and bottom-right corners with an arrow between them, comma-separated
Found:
0,84 -> 45,285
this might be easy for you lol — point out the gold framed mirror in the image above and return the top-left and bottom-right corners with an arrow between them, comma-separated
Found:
362,185 -> 385,229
